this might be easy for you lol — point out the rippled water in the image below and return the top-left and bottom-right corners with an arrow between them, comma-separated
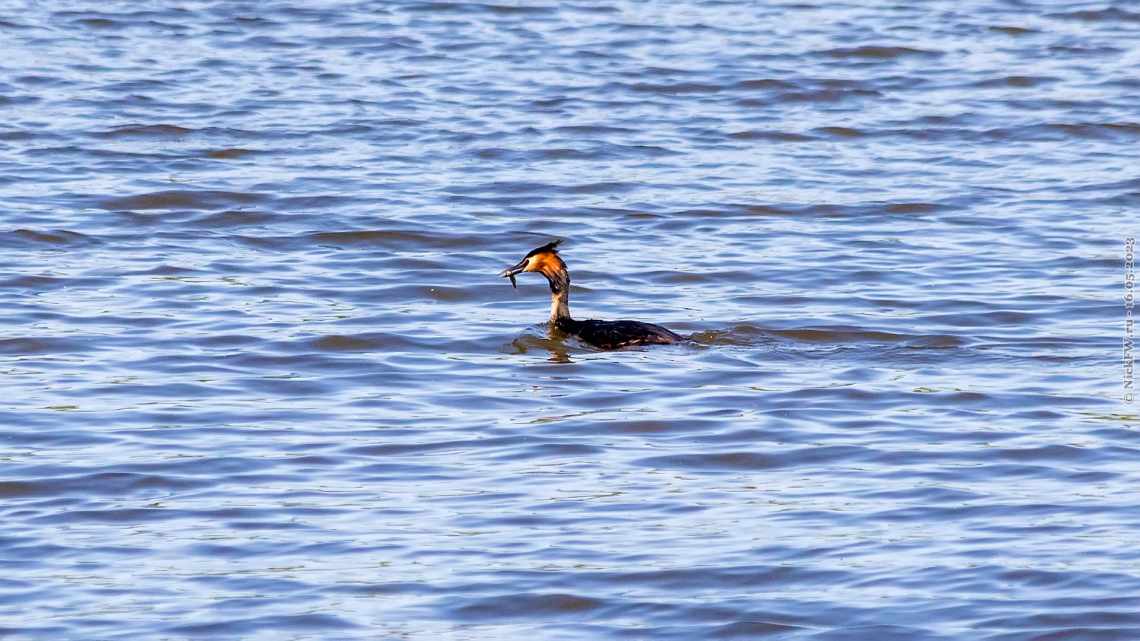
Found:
3,1 -> 1138,639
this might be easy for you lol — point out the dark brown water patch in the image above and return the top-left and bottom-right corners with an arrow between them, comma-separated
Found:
449,593 -> 604,620
973,75 -> 1058,88
75,17 -> 120,28
735,78 -> 797,90
563,181 -> 638,194
907,334 -> 967,349
885,202 -> 945,214
205,148 -> 257,159
0,472 -> 207,499
820,46 -> 943,60
472,147 -> 509,159
552,124 -> 637,135
32,507 -> 180,525
1048,8 -> 1140,22
0,275 -> 67,289
485,3 -> 557,14
988,25 -> 1038,36
973,122 -> 1140,143
813,126 -> 865,138
627,81 -> 723,94
99,190 -> 269,210
1047,44 -> 1123,56
93,124 -> 194,139
1,229 -> 98,247
728,130 -> 816,142
308,333 -> 419,352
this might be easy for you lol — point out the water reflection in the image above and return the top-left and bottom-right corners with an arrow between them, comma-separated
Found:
509,332 -> 574,363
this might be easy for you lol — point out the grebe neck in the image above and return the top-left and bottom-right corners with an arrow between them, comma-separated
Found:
550,287 -> 570,323
542,265 -> 571,323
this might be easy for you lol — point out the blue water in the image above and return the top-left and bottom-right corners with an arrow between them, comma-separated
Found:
1,1 -> 1137,639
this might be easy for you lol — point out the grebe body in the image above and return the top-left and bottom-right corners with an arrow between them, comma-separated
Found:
499,241 -> 684,349
554,317 -> 682,350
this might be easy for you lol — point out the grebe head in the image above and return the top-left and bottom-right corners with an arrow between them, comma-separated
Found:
498,240 -> 565,289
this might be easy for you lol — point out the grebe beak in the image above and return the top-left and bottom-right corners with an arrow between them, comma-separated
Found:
498,258 -> 527,289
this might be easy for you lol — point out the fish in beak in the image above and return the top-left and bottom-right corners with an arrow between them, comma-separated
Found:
498,258 -> 528,288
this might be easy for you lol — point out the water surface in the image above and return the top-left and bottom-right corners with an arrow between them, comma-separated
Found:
1,1 -> 1137,639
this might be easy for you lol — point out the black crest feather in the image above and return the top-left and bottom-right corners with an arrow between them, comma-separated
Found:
525,239 -> 563,258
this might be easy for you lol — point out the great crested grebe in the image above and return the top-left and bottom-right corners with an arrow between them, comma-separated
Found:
498,240 -> 684,349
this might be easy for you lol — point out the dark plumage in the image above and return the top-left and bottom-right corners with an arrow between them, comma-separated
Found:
555,318 -> 683,349
498,241 -> 684,349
